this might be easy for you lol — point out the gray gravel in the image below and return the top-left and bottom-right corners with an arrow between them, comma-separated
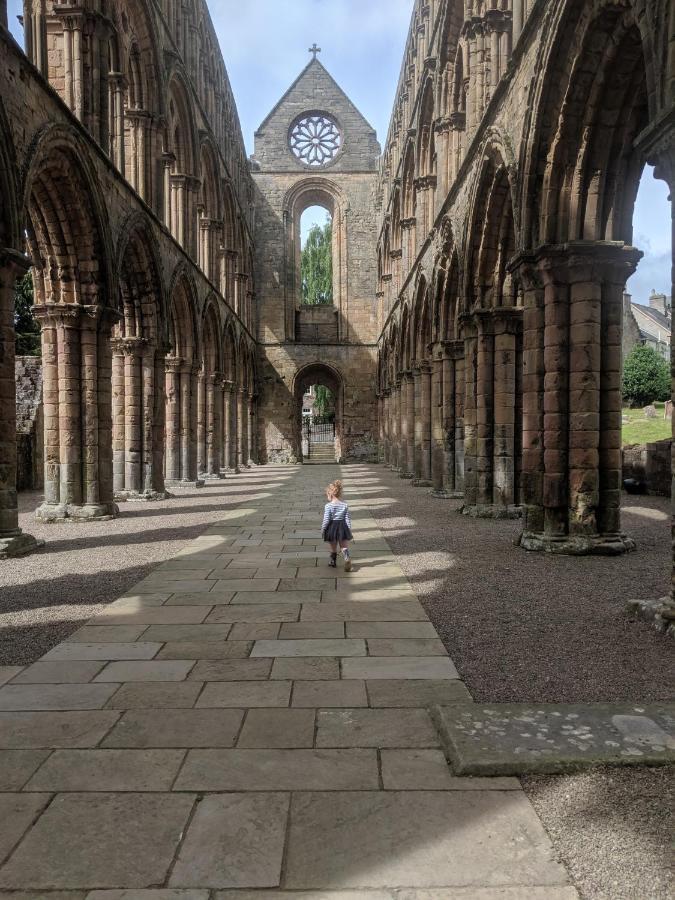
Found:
0,470 -> 292,665
369,465 -> 674,900
523,767 -> 674,900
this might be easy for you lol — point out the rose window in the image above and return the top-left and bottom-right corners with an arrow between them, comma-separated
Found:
289,114 -> 341,167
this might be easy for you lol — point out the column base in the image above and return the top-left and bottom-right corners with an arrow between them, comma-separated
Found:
625,596 -> 675,637
461,503 -> 522,519
430,489 -> 464,500
412,478 -> 433,487
399,472 -> 414,480
200,472 -> 225,481
35,502 -> 120,523
0,530 -> 45,559
518,530 -> 635,555
115,490 -> 172,502
165,479 -> 205,490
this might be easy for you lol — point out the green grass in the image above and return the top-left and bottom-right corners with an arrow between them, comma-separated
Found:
622,403 -> 672,446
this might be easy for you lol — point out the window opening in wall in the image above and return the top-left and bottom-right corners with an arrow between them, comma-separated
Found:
300,205 -> 333,305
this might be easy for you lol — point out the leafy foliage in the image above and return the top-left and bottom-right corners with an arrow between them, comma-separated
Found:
14,272 -> 41,357
314,385 -> 334,417
622,344 -> 670,406
301,220 -> 333,305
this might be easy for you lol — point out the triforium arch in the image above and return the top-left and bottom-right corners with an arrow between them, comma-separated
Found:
165,266 -> 200,486
25,125 -> 119,522
112,213 -> 169,500
462,138 -> 522,518
513,0 -> 653,554
293,362 -> 344,464
283,178 -> 347,341
164,70 -> 199,252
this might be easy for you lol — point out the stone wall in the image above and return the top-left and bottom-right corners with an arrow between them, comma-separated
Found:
622,440 -> 672,497
252,58 -> 381,463
15,357 -> 43,491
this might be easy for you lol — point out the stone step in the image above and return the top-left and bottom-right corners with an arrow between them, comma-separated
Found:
433,701 -> 675,775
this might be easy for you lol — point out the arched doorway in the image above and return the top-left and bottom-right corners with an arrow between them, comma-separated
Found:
293,363 -> 343,464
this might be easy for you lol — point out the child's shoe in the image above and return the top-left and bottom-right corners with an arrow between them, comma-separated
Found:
328,552 -> 337,568
342,549 -> 352,572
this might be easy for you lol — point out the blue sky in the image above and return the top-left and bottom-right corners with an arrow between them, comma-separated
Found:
6,0 -> 670,298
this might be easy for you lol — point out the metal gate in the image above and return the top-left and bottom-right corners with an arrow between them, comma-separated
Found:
303,415 -> 335,457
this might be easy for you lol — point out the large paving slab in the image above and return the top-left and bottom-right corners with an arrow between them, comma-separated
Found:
433,702 -> 675,775
0,465 -> 579,896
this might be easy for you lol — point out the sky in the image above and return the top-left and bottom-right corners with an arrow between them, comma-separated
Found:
6,0 -> 671,298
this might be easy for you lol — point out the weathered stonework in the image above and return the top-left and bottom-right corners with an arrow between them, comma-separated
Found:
376,0 -> 673,572
252,59 -> 380,463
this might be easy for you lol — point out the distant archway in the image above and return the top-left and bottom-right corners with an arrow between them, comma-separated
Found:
293,362 -> 344,463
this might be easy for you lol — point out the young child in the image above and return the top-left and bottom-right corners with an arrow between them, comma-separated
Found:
321,480 -> 353,571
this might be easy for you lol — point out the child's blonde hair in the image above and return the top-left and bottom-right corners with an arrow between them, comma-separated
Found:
326,479 -> 343,500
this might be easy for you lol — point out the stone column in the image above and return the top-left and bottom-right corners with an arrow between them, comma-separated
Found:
403,371 -> 415,478
237,388 -> 248,469
493,307 -> 522,513
392,380 -> 401,470
164,357 -> 182,483
461,314 -> 479,509
515,242 -> 640,554
438,339 -> 465,498
196,370 -> 206,477
110,336 -> 166,501
34,303 -> 118,522
0,251 -> 42,557
412,365 -> 423,482
247,393 -> 257,465
431,350 -> 446,496
415,360 -> 432,486
203,374 -> 222,479
383,389 -> 391,466
454,348 -> 465,494
222,380 -> 238,472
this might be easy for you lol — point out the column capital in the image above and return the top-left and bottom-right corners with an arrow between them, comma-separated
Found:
111,336 -> 149,355
164,355 -> 185,373
513,241 -> 643,287
441,339 -> 464,360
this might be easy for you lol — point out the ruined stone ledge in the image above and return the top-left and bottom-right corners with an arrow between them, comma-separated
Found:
519,530 -> 636,556
164,479 -> 205,490
0,530 -> 44,559
461,503 -> 522,519
115,490 -> 172,502
433,702 -> 675,776
35,502 -> 120,523
626,596 -> 675,638
431,489 -> 464,500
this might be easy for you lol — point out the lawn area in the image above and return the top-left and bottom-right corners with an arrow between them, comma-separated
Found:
622,402 -> 672,446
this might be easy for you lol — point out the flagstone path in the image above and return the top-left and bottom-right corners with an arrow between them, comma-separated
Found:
0,464 -> 578,897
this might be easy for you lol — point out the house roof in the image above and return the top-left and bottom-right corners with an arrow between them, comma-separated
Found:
631,302 -> 671,338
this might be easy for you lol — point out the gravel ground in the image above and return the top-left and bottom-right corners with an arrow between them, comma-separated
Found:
368,465 -> 673,900
0,469 -> 293,665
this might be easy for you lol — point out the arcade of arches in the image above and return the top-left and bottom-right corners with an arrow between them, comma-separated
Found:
0,0 -> 673,626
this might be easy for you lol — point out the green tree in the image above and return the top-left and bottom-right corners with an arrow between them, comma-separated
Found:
301,220 -> 333,305
314,385 -> 334,417
622,344 -> 670,406
14,272 -> 41,357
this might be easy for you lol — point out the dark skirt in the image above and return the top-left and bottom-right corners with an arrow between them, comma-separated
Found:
323,520 -> 353,543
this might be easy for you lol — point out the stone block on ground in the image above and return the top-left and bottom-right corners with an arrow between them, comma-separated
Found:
433,702 -> 675,775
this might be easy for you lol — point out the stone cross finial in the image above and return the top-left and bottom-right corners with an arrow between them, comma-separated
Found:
309,43 -> 321,60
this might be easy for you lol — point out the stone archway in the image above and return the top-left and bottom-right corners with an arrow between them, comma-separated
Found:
293,362 -> 344,464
